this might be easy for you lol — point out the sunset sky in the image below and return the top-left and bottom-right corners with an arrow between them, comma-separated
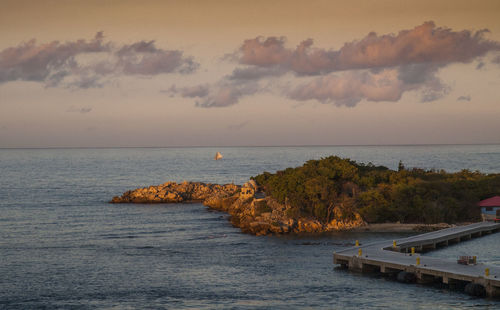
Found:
1,0 -> 500,147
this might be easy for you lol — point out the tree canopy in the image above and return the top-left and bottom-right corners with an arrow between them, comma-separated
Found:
252,156 -> 500,224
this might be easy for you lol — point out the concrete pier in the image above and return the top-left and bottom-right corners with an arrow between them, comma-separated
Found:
333,222 -> 500,298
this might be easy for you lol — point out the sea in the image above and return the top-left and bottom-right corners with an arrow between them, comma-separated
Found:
0,145 -> 499,309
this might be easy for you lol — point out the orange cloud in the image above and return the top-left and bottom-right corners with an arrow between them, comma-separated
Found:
189,21 -> 497,107
238,22 -> 500,75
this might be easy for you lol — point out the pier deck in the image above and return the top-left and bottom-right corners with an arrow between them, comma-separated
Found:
333,221 -> 500,297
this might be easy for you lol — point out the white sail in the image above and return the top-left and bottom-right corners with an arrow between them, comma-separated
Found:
214,152 -> 223,160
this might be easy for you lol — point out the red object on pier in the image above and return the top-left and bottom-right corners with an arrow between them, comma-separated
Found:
457,256 -> 477,265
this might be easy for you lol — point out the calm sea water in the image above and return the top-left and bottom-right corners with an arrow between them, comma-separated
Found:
1,145 -> 499,309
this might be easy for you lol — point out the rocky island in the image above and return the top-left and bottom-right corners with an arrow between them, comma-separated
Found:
111,156 -> 500,235
111,180 -> 364,235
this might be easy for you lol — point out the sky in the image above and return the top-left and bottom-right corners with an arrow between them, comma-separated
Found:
1,0 -> 500,147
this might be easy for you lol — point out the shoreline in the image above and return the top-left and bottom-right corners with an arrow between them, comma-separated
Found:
110,181 -> 365,235
110,181 -> 478,235
349,222 -> 475,233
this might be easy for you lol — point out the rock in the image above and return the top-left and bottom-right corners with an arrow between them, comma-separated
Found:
280,224 -> 290,233
110,182 -> 239,204
260,212 -> 272,221
294,219 -> 323,233
165,191 -> 182,202
111,196 -> 123,203
326,214 -> 366,231
110,180 -> 365,236
249,221 -> 271,235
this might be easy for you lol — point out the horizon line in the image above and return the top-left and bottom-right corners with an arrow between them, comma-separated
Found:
1,143 -> 499,150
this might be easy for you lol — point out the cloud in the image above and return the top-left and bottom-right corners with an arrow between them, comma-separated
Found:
67,75 -> 105,89
177,65 -> 283,107
237,22 -> 500,75
398,63 -> 450,102
224,21 -> 495,107
228,66 -> 286,80
116,40 -> 198,75
239,36 -> 291,67
165,63 -> 275,107
457,95 -> 471,101
195,81 -> 260,108
287,66 -> 449,106
165,80 -> 260,108
67,106 -> 93,114
287,69 -> 403,106
0,32 -> 198,88
166,84 -> 210,98
170,21 -> 500,108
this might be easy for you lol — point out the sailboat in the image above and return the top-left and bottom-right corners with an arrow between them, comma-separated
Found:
214,152 -> 223,160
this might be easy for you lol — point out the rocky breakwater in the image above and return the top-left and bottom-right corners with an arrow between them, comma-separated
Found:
110,181 -> 240,204
110,181 -> 365,235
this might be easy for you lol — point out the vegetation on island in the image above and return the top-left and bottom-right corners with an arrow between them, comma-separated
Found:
252,156 -> 500,224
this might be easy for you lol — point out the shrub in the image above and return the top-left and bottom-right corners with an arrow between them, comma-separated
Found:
253,156 -> 497,224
